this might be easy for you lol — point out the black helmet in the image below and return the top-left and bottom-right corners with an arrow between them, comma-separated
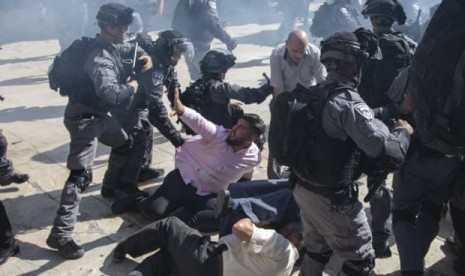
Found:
96,3 -> 134,26
200,49 -> 236,74
156,30 -> 194,61
361,0 -> 407,25
320,29 -> 380,66
320,32 -> 368,64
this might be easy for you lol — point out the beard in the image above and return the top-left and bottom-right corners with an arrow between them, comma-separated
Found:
226,136 -> 241,146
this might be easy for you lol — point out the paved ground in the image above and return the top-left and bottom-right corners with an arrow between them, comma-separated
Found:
0,3 -> 461,276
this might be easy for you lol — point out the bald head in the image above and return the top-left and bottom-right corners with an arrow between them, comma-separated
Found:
287,29 -> 309,47
285,29 -> 309,64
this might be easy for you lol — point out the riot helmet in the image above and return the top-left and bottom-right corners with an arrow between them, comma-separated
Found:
155,30 -> 194,66
361,0 -> 407,25
200,49 -> 236,75
320,32 -> 368,65
96,3 -> 134,27
320,29 -> 379,74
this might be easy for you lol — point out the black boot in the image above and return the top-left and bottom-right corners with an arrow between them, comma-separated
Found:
0,239 -> 19,265
0,173 -> 29,186
137,167 -> 165,182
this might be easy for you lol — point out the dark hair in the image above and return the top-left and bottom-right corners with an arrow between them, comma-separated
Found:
241,113 -> 266,136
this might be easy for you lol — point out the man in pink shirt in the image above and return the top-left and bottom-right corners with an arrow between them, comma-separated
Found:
111,88 -> 265,231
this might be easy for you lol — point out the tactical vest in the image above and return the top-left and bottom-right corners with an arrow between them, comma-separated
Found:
180,79 -> 241,134
296,82 -> 362,189
359,32 -> 415,108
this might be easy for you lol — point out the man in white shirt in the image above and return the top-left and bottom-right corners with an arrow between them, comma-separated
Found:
112,216 -> 301,276
268,29 -> 327,179
270,29 -> 327,97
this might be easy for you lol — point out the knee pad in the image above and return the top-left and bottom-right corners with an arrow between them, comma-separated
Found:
68,169 -> 92,192
341,257 -> 375,276
392,210 -> 416,225
420,201 -> 442,222
305,250 -> 332,265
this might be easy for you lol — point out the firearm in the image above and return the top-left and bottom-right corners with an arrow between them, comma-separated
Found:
131,40 -> 139,79
363,169 -> 390,202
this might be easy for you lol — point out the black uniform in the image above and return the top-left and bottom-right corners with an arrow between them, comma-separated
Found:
132,53 -> 185,171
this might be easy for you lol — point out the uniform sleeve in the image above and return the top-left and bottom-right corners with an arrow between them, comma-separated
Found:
140,70 -> 184,147
85,49 -> 134,107
201,0 -> 235,48
324,92 -> 409,159
179,107 -> 219,141
270,49 -> 284,90
210,81 -> 271,104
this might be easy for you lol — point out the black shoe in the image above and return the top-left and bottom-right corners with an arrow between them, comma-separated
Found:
112,244 -> 126,263
374,244 -> 392,259
9,173 -> 29,184
111,193 -> 146,214
0,173 -> 29,186
214,189 -> 232,218
46,236 -> 84,260
0,240 -> 19,265
137,167 -> 165,182
101,186 -> 115,198
114,186 -> 149,199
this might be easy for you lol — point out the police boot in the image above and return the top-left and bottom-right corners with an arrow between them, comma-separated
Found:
0,239 -> 19,265
137,167 -> 165,183
46,235 -> 84,260
0,173 -> 29,186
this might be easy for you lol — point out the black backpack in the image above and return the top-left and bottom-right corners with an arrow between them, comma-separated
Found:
310,2 -> 333,38
269,83 -> 350,177
408,0 -> 465,155
48,37 -> 97,98
360,32 -> 415,108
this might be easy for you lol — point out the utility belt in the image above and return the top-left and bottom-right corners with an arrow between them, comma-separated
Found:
293,173 -> 359,206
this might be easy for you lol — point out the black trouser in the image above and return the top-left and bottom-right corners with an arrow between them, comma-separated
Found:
117,217 -> 221,276
219,179 -> 298,237
0,130 -> 14,184
0,200 -> 13,246
139,169 -> 217,231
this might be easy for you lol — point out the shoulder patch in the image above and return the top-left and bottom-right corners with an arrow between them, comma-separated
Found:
354,103 -> 374,120
152,71 -> 164,87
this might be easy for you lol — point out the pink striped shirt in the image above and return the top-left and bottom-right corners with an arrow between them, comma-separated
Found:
176,107 -> 261,196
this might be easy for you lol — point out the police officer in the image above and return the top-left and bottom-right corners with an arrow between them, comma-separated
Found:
46,3 -> 152,259
316,0 -> 362,37
0,129 -> 29,265
131,30 -> 192,181
290,30 -> 412,275
172,0 -> 237,80
391,0 -> 465,273
180,48 -> 272,139
358,0 -> 416,258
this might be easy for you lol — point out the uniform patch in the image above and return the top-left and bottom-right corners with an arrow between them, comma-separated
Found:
152,71 -> 164,87
355,103 -> 374,120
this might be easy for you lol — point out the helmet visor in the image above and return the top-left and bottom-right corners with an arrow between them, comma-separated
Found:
172,40 -> 194,62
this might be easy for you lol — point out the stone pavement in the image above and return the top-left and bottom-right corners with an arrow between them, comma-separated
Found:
0,4 -> 460,276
